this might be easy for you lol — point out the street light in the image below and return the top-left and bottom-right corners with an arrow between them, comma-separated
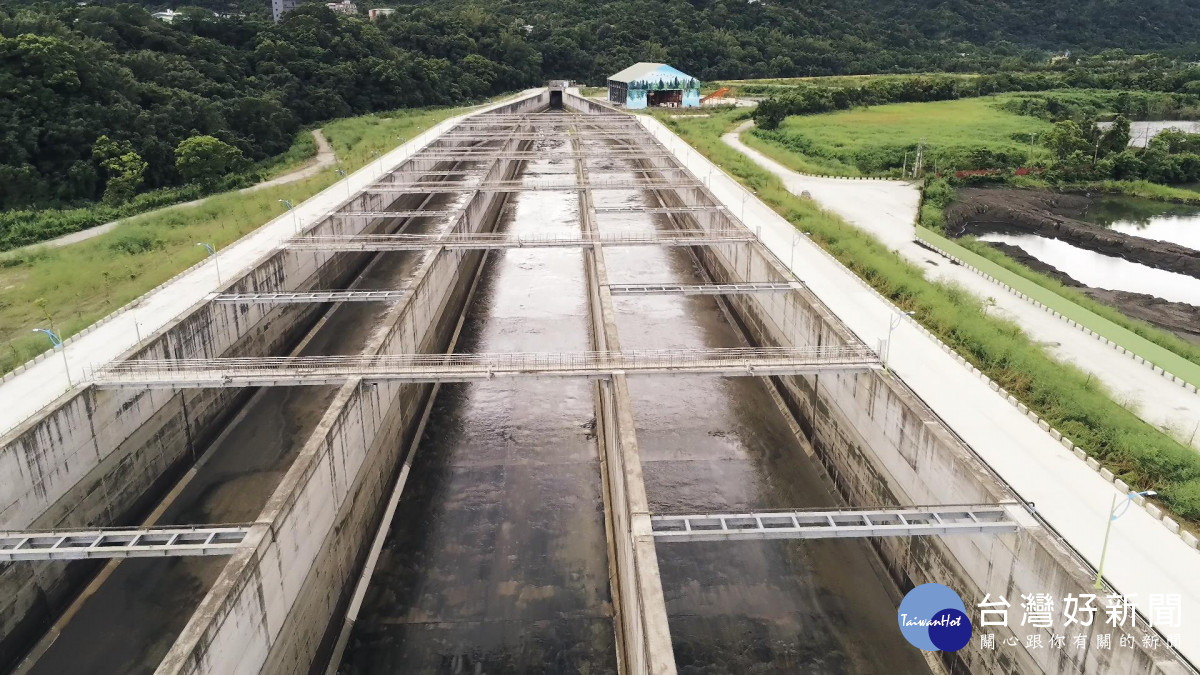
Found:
1094,489 -> 1157,590
278,199 -> 299,233
372,150 -> 383,176
740,188 -> 757,222
196,242 -> 221,284
32,328 -> 71,386
884,310 -> 916,373
790,231 -> 805,269
334,168 -> 350,199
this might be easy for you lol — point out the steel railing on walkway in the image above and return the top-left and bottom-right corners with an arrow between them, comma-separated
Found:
93,346 -> 881,389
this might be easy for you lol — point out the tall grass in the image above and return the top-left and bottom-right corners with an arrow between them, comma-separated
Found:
0,106 -> 465,376
665,109 -> 1200,523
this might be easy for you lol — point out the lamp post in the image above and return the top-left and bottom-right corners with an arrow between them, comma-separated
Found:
196,242 -> 221,284
334,168 -> 350,199
740,188 -> 757,222
372,150 -> 383,176
1094,489 -> 1157,590
278,199 -> 299,233
32,328 -> 71,386
884,311 -> 916,373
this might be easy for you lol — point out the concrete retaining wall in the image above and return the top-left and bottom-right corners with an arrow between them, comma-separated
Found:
156,91 -> 550,675
648,182 -> 1190,673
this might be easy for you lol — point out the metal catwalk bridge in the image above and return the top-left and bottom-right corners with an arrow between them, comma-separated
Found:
0,525 -> 250,561
285,230 -> 755,252
92,346 -> 881,389
0,505 -> 1017,561
363,178 -> 703,194
651,505 -> 1022,542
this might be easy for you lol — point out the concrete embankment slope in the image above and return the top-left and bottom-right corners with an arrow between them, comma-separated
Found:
725,124 -> 1200,449
649,116 -> 1200,667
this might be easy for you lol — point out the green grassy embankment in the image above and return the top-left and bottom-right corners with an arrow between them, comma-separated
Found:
0,106 -> 467,376
744,95 -> 1054,176
663,108 -> 1200,524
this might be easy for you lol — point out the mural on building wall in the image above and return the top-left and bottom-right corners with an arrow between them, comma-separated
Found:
625,65 -> 701,109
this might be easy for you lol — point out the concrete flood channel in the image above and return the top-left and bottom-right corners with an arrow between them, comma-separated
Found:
336,113 -> 922,672
1,90 -> 1190,675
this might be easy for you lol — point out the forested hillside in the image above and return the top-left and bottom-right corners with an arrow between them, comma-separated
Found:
5,0 -> 1200,212
0,2 -> 539,210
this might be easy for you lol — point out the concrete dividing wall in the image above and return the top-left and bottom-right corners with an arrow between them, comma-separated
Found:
651,184 -> 1191,673
0,125 -> 510,668
156,92 -> 550,675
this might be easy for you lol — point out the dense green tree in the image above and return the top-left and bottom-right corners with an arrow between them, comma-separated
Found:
6,0 -> 1200,212
92,135 -> 147,203
1100,115 -> 1133,154
1043,121 -> 1090,160
175,135 -> 245,185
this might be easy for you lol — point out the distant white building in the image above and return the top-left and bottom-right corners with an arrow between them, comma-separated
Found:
272,0 -> 302,22
151,9 -> 181,22
368,7 -> 394,20
327,0 -> 357,14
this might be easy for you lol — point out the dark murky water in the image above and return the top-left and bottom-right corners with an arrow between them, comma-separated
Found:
345,117 -> 925,673
341,136 -> 618,673
593,171 -> 928,673
974,194 -> 1200,304
1078,196 -> 1200,250
976,231 -> 1200,304
22,193 -> 468,675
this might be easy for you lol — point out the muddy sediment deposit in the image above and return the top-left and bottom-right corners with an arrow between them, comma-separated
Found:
987,241 -> 1200,343
947,188 -> 1200,278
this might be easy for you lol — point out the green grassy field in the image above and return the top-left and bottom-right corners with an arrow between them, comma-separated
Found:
0,105 -> 471,375
746,95 -> 1054,176
715,72 -> 981,91
662,107 -> 1200,524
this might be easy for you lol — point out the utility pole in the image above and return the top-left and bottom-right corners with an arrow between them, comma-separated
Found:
1028,133 -> 1038,165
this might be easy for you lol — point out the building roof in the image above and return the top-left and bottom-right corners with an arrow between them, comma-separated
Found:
608,62 -> 666,83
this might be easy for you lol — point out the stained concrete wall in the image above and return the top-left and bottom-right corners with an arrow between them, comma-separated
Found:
650,183 -> 1192,673
156,92 -> 551,675
0,127 -> 505,669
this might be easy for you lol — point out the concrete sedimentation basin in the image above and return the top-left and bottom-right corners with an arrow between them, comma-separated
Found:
0,89 -> 1192,674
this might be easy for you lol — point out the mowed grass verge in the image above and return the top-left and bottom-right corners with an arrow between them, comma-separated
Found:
0,105 -> 469,375
745,95 -> 1053,176
661,109 -> 1200,524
